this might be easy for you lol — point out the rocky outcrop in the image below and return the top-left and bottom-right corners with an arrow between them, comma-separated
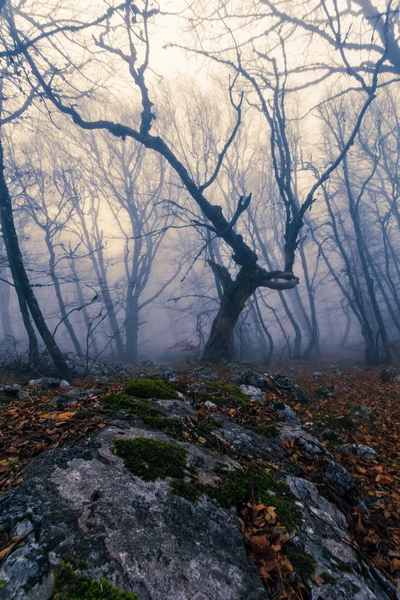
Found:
0,373 -> 397,600
286,477 -> 396,600
0,424 -> 266,600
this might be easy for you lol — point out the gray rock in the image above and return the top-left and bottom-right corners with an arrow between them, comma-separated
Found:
319,428 -> 343,443
0,426 -> 267,600
270,374 -> 313,405
354,406 -> 374,421
160,369 -> 177,383
214,417 -> 285,463
239,385 -> 264,400
380,368 -> 399,383
152,399 -> 197,420
313,371 -> 322,377
234,370 -> 267,390
0,384 -> 30,402
341,444 -> 379,461
274,402 -> 299,424
194,368 -> 220,382
325,458 -> 356,498
59,379 -> 71,390
28,377 -> 65,389
280,424 -> 326,455
285,477 -> 394,600
94,375 -> 110,384
50,388 -> 101,408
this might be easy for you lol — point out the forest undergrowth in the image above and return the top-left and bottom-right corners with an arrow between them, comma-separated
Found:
0,362 -> 399,596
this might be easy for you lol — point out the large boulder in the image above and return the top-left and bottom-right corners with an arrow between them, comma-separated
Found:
0,424 -> 267,600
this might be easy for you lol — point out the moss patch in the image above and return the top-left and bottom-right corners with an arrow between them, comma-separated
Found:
101,396 -> 183,437
247,424 -> 279,439
212,465 -> 303,533
113,437 -> 188,482
169,478 -> 209,503
53,559 -> 138,599
282,543 -> 317,579
320,571 -> 338,586
125,378 -> 179,399
196,381 -> 249,408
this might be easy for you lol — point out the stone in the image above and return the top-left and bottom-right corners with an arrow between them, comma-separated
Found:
0,384 -> 30,402
341,444 -> 379,461
239,385 -> 264,400
270,374 -> 313,405
94,375 -> 110,384
213,416 -> 286,464
280,424 -> 326,455
28,377 -> 65,389
274,402 -> 299,424
233,370 -> 267,390
354,406 -> 374,421
313,371 -> 322,377
59,379 -> 71,390
0,425 -> 267,600
380,368 -> 400,383
160,368 -> 177,383
152,399 -> 197,420
285,477 -> 394,600
324,459 -> 356,498
50,388 -> 101,408
319,429 -> 343,443
194,367 -> 220,382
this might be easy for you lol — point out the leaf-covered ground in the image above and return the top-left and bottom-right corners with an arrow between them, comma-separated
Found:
0,362 -> 399,597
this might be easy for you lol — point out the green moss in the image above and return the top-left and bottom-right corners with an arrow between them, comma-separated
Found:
320,572 -> 338,586
283,543 -> 317,579
125,378 -> 179,399
113,437 -> 188,482
169,478 -> 209,503
248,424 -> 279,439
101,396 -> 183,437
333,558 -> 353,573
197,381 -> 249,408
212,465 -> 303,533
194,419 -> 219,435
53,559 -> 138,599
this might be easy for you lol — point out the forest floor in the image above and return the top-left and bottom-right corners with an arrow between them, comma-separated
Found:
0,361 -> 399,594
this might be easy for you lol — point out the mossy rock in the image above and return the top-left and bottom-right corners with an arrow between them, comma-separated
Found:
53,559 -> 139,599
197,381 -> 249,408
247,424 -> 279,439
101,396 -> 183,437
125,378 -> 179,399
282,543 -> 317,579
320,571 -> 338,586
194,419 -> 219,435
169,478 -> 209,503
113,437 -> 188,482
211,465 -> 303,533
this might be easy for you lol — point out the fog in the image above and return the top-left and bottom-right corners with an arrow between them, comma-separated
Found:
0,0 -> 399,375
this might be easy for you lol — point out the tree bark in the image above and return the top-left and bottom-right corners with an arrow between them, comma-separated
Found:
201,266 -> 259,363
0,137 -> 71,380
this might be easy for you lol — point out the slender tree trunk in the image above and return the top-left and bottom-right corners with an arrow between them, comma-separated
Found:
0,138 -> 71,380
69,257 -> 100,356
125,292 -> 139,363
0,268 -> 12,338
47,240 -> 82,355
254,294 -> 274,365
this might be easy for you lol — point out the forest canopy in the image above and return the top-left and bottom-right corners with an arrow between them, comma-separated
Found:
0,0 -> 399,375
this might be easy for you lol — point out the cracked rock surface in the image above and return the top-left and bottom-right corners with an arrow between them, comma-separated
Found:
0,424 -> 267,600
